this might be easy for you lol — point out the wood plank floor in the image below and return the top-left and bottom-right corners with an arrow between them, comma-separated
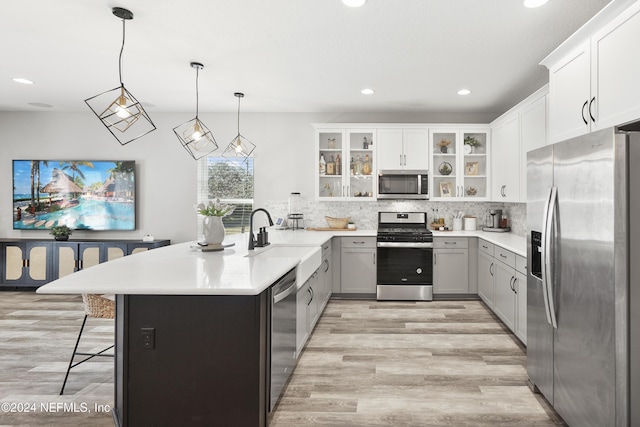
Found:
0,292 -> 565,426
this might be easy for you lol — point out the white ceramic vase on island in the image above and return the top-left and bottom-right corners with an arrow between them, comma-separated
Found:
203,216 -> 225,245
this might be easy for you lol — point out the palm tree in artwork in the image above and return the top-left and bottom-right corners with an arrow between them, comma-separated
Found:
107,161 -> 135,199
59,161 -> 93,198
29,160 -> 49,213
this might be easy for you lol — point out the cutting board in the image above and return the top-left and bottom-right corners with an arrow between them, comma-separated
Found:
306,227 -> 357,231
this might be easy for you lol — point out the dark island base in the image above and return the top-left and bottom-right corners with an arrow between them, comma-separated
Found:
114,293 -> 269,427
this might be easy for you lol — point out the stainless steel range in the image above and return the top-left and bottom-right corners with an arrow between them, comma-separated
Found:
376,212 -> 433,301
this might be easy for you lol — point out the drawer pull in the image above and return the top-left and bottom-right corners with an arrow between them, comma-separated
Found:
482,245 -> 488,249
444,241 -> 457,245
500,253 -> 507,259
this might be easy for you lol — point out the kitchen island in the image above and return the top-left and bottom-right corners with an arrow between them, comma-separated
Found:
36,228 -> 525,426
36,233 -> 321,427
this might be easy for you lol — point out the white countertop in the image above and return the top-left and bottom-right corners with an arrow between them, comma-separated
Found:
431,230 -> 526,257
37,228 -> 525,297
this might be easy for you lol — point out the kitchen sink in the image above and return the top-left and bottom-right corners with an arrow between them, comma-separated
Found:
247,245 -> 322,285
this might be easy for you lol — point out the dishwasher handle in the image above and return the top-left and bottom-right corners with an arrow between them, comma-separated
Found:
272,270 -> 297,304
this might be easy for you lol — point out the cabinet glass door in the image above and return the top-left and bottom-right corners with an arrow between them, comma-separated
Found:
462,131 -> 488,199
318,131 -> 344,198
432,131 -> 458,198
347,130 -> 375,199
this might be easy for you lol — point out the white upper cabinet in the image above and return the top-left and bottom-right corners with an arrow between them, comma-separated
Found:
491,114 -> 520,202
314,126 -> 376,201
547,40 -> 591,143
543,0 -> 640,143
591,2 -> 640,131
519,95 -> 547,200
430,127 -> 489,200
377,128 -> 429,170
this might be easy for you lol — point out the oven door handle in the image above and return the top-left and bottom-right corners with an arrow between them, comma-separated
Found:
376,242 -> 433,248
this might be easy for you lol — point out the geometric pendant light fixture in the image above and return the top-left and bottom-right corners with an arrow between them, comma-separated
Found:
222,92 -> 256,163
172,62 -> 219,160
84,7 -> 156,145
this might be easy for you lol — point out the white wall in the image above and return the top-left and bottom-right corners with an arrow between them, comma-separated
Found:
0,110 -> 495,243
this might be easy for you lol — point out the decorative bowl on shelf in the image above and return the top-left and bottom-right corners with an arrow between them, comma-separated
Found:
438,162 -> 452,175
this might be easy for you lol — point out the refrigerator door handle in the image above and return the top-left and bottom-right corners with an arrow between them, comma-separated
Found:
540,186 -> 554,327
544,186 -> 559,329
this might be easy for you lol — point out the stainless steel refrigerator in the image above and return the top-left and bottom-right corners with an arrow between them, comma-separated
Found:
527,125 -> 639,427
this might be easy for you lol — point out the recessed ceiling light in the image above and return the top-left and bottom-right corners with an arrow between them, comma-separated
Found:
361,88 -> 375,95
523,0 -> 549,8
12,77 -> 34,85
342,0 -> 366,7
28,102 -> 53,108
457,89 -> 471,95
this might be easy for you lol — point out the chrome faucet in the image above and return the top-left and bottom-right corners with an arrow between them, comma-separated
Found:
248,208 -> 274,250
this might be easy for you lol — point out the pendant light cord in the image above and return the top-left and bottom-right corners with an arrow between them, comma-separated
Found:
195,66 -> 200,118
118,17 -> 126,86
236,95 -> 241,134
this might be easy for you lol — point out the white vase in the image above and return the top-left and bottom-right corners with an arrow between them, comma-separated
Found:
203,216 -> 225,245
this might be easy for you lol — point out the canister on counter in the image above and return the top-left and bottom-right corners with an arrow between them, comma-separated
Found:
463,216 -> 477,231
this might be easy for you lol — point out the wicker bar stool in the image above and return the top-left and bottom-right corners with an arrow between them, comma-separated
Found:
60,294 -> 115,395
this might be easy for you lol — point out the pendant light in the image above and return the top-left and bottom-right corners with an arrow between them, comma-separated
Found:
222,92 -> 256,162
173,62 -> 218,160
84,7 -> 156,145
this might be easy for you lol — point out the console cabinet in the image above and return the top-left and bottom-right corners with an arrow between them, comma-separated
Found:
0,238 -> 170,289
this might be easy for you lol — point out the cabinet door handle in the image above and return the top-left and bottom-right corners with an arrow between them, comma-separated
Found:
582,100 -> 589,125
434,253 -> 436,265
342,186 -> 345,197
404,154 -> 407,166
589,96 -> 596,123
307,288 -> 313,305
490,262 -> 494,276
513,277 -> 518,294
400,154 -> 403,166
347,186 -> 350,197
373,253 -> 376,265
509,276 -> 515,292
324,259 -> 330,273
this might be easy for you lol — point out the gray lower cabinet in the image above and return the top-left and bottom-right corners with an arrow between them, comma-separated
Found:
296,279 -> 311,356
433,237 -> 469,294
340,237 -> 376,294
478,247 -> 495,306
477,238 -> 527,345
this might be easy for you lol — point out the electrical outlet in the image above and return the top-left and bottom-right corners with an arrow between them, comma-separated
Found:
141,327 -> 155,349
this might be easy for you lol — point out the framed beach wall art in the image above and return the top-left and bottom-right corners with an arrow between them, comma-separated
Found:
439,181 -> 452,197
12,160 -> 136,231
465,161 -> 479,176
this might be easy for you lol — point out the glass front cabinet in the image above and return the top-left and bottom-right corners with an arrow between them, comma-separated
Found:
315,127 -> 376,200
430,128 -> 490,200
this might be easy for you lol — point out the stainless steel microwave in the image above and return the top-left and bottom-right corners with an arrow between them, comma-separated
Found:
377,170 -> 429,200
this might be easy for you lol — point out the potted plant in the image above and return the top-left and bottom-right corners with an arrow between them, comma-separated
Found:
437,139 -> 451,153
464,136 -> 481,154
195,199 -> 235,245
50,225 -> 72,241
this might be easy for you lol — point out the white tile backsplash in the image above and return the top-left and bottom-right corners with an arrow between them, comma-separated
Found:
263,199 -> 526,236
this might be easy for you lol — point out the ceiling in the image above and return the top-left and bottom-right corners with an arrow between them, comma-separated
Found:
0,0 -> 611,118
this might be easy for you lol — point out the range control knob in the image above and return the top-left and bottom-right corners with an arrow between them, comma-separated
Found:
416,267 -> 423,274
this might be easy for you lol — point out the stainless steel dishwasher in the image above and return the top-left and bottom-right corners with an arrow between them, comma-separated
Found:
269,268 -> 297,411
